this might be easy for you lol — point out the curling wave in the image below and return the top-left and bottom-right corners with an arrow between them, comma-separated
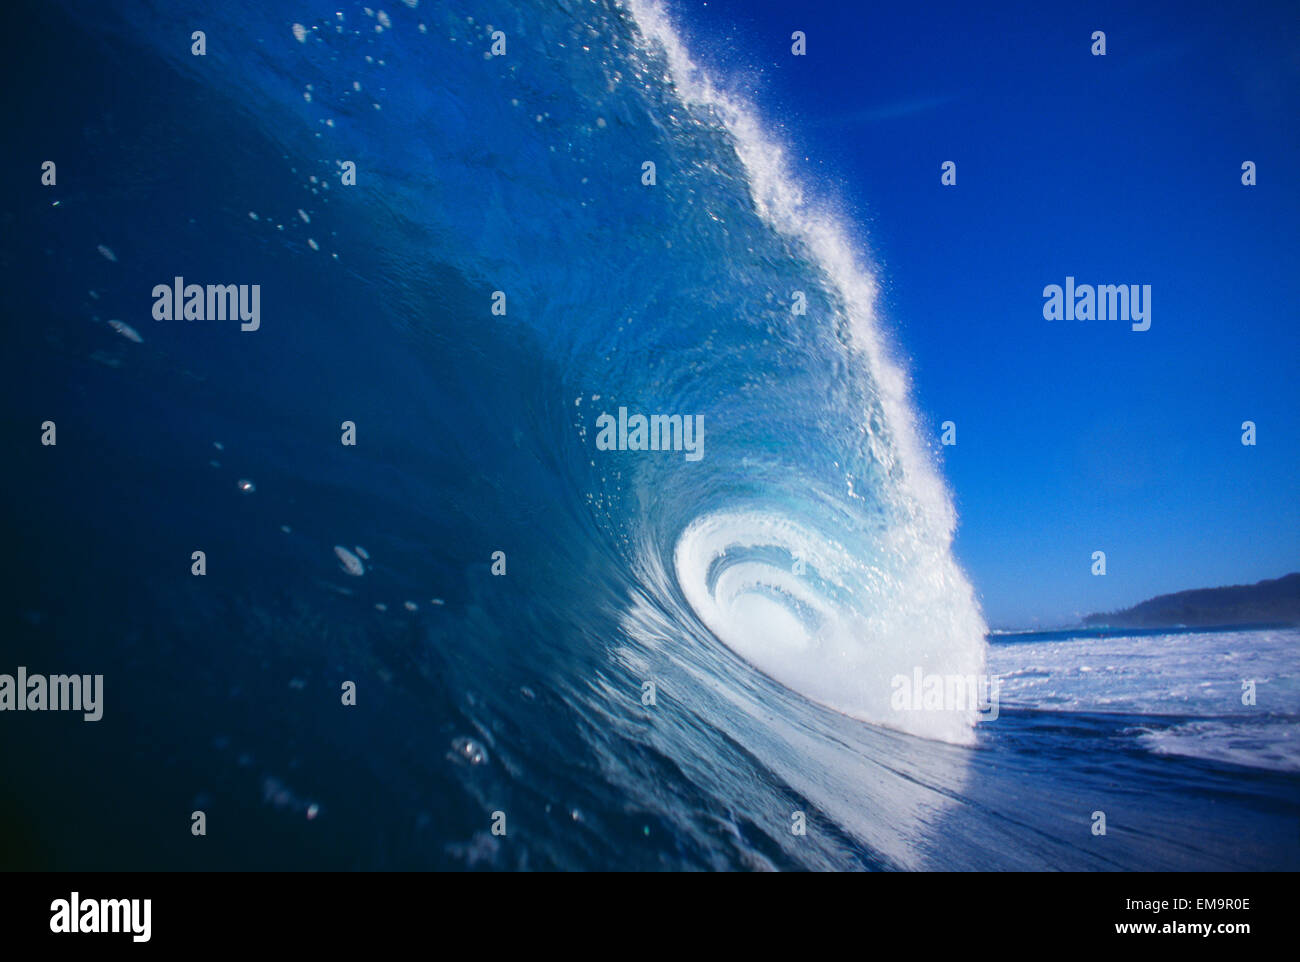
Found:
621,0 -> 987,745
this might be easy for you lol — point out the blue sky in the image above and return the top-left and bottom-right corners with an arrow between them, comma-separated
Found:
675,0 -> 1300,627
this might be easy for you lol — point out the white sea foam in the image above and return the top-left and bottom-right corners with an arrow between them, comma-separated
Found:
674,511 -> 985,743
990,628 -> 1300,771
989,628 -> 1300,717
1137,719 -> 1300,773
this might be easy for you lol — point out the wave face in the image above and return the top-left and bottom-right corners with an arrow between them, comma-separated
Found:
8,0 -> 1296,871
165,0 -> 989,743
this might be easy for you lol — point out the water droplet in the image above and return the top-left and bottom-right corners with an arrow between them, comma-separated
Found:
451,737 -> 488,766
108,320 -> 142,343
333,545 -> 364,576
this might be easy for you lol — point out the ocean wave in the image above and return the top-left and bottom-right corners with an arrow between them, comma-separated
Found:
1135,719 -> 1300,774
33,0 -> 1296,869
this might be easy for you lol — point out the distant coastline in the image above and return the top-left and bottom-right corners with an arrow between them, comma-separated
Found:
1081,573 -> 1300,630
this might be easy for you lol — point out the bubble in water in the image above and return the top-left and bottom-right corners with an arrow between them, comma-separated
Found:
333,545 -> 364,576
451,737 -> 488,766
107,320 -> 142,343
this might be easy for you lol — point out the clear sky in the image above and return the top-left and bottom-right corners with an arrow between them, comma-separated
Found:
673,0 -> 1299,627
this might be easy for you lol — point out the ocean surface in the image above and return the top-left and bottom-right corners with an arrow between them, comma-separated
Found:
2,0 -> 1296,870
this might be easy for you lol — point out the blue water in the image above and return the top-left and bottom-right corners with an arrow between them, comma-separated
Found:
1,0 -> 1296,870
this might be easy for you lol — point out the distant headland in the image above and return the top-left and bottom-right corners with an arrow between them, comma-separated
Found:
1083,573 -> 1300,629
